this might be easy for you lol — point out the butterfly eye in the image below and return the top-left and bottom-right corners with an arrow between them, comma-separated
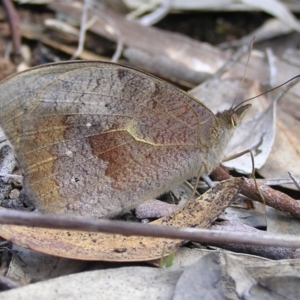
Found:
231,114 -> 239,127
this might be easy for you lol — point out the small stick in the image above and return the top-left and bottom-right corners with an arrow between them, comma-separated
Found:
91,2 -> 124,62
201,174 -> 215,188
241,178 -> 300,219
288,171 -> 300,191
71,0 -> 90,59
0,209 -> 300,248
2,0 -> 21,62
0,174 -> 23,179
211,166 -> 300,219
138,0 -> 172,26
266,47 -> 277,88
259,178 -> 300,186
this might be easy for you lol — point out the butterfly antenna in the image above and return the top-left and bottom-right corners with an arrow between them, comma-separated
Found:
231,37 -> 255,110
234,74 -> 300,110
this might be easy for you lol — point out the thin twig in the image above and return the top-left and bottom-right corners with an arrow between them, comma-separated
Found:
201,174 -> 215,188
138,0 -> 172,26
258,178 -> 300,186
2,0 -> 21,62
241,178 -> 300,219
71,0 -> 90,60
210,166 -> 300,218
0,209 -> 300,248
288,171 -> 300,191
0,174 -> 23,179
91,2 -> 124,62
266,47 -> 277,88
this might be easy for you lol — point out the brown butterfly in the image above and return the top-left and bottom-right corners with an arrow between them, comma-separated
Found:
0,61 -> 250,218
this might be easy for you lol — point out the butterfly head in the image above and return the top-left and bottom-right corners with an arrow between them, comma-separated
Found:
216,103 -> 251,130
230,104 -> 251,127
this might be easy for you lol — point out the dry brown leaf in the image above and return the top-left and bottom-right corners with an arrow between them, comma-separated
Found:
248,276 -> 300,300
48,2 -> 227,86
241,0 -> 300,32
258,108 -> 300,184
6,245 -> 86,286
173,253 -> 226,300
220,202 -> 266,229
266,206 -> 300,236
225,254 -> 257,297
225,254 -> 300,299
20,23 -> 107,61
135,199 -> 178,219
0,178 -> 242,261
210,220 -> 300,259
2,249 -> 300,299
1,265 -> 184,300
122,0 -> 300,20
165,247 -> 269,268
